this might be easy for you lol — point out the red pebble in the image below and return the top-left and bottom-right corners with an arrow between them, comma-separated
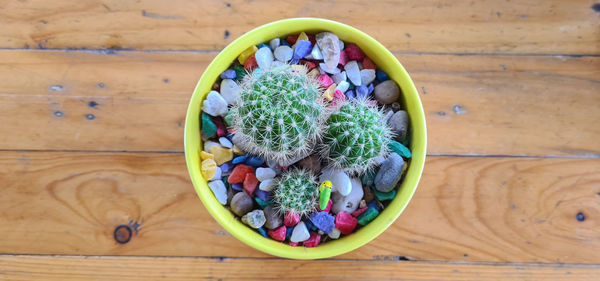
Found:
228,164 -> 254,184
243,173 -> 259,195
318,199 -> 333,213
307,34 -> 316,45
299,60 -> 317,70
345,43 -> 365,61
351,207 -> 368,217
335,211 -> 358,235
284,211 -> 300,227
317,74 -> 334,88
363,57 -> 376,70
289,242 -> 300,247
286,35 -> 298,44
212,116 -> 227,137
303,231 -> 321,248
338,50 -> 348,66
244,55 -> 258,72
267,226 -> 287,242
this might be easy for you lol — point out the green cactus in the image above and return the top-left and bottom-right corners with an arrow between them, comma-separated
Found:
273,168 -> 318,217
229,64 -> 327,164
320,98 -> 393,174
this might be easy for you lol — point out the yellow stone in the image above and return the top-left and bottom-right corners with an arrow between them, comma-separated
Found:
200,151 -> 214,160
292,31 -> 309,49
324,83 -> 337,101
237,45 -> 258,65
307,68 -> 320,78
201,159 -> 217,180
291,64 -> 306,72
233,145 -> 245,155
210,146 -> 233,165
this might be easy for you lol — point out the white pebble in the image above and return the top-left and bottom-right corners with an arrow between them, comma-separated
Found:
274,46 -> 293,62
319,62 -> 341,74
259,179 -> 275,191
338,40 -> 344,51
360,69 -> 376,85
331,178 -> 364,214
383,110 -> 394,123
203,141 -> 220,152
332,71 -> 347,85
202,91 -> 228,117
208,180 -> 228,205
320,168 -> 352,196
255,47 -> 273,69
219,137 -> 233,148
255,167 -> 276,181
328,228 -> 341,239
290,221 -> 310,242
310,44 -> 323,60
220,79 -> 241,105
269,38 -> 281,50
335,81 -> 350,94
344,61 -> 362,86
210,166 -> 222,181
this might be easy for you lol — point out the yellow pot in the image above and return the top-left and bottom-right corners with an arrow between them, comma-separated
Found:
184,18 -> 426,259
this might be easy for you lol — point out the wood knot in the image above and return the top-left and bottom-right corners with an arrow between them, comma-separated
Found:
114,224 -> 132,244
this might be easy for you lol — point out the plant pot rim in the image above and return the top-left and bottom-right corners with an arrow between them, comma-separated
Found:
184,17 -> 427,260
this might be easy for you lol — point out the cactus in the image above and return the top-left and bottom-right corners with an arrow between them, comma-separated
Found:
320,98 -> 393,175
229,64 -> 327,163
273,168 -> 318,217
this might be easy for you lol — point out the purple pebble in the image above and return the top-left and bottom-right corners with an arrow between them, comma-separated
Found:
346,90 -> 356,100
231,183 -> 243,191
293,40 -> 312,60
220,69 -> 237,79
309,212 -> 335,234
367,83 -> 375,95
356,85 -> 369,98
254,189 -> 271,201
220,162 -> 233,174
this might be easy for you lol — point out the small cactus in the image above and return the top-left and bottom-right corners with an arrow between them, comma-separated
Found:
273,168 -> 318,217
320,98 -> 393,174
229,64 -> 327,163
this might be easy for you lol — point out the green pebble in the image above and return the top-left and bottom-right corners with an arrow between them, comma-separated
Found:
357,207 -> 380,226
224,110 -> 234,126
233,65 -> 246,81
255,197 -> 272,209
201,112 -> 217,137
361,169 -> 377,187
348,82 -> 355,90
373,188 -> 396,201
388,140 -> 411,159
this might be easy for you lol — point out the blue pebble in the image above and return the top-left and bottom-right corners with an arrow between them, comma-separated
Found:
257,43 -> 272,51
376,70 -> 390,82
245,156 -> 264,167
356,84 -> 369,99
280,39 -> 290,47
367,83 -> 375,95
303,219 -> 314,231
309,212 -> 335,234
286,226 -> 294,240
257,226 -> 269,237
220,162 -> 233,173
231,183 -> 243,191
293,40 -> 312,60
220,69 -> 237,80
226,132 -> 235,141
254,189 -> 271,201
232,155 -> 248,165
345,90 -> 356,100
367,200 -> 382,212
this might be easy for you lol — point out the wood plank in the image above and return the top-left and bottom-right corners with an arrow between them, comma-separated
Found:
0,50 -> 598,156
0,0 -> 598,54
1,255 -> 599,281
1,151 -> 599,263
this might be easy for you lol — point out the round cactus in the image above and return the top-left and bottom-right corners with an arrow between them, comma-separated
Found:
229,64 -> 327,163
273,168 -> 318,217
320,98 -> 393,174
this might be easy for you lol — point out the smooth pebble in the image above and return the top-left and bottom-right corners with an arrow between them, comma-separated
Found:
255,167 -> 276,181
360,69 -> 376,85
290,221 -> 310,242
255,47 -> 273,69
374,153 -> 404,192
388,110 -> 408,141
269,38 -> 281,50
220,79 -> 241,105
274,45 -> 293,62
258,179 -> 275,191
263,206 -> 283,229
374,80 -> 400,104
208,180 -> 228,205
230,191 -> 254,216
344,61 -> 362,86
219,137 -> 233,148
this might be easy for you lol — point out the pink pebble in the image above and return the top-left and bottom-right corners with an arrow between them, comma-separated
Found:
330,89 -> 346,107
338,50 -> 348,66
351,206 -> 368,217
303,231 -> 321,248
335,211 -> 358,235
289,242 -> 300,247
267,226 -> 287,242
284,211 -> 300,227
317,74 -> 334,88
345,43 -> 365,61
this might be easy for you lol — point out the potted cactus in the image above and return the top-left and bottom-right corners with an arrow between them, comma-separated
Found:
184,18 -> 426,259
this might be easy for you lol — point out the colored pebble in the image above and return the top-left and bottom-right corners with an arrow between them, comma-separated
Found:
258,178 -> 275,191
201,112 -> 217,137
255,189 -> 271,202
243,173 -> 259,195
374,153 -> 404,192
274,45 -> 293,62
331,89 -> 345,106
242,209 -> 266,229
338,50 -> 348,66
289,241 -> 300,247
210,166 -> 222,181
232,155 -> 248,165
269,38 -> 280,50
201,158 -> 217,179
320,168 -> 352,196
328,228 -> 341,239
245,156 -> 264,167
345,90 -> 356,99
344,61 -> 362,86
219,137 -> 233,148
230,191 -> 254,216
231,183 -> 243,191
373,188 -> 397,201
310,44 -> 323,60
293,40 -> 312,61
310,212 -> 335,234
238,45 -> 258,65
228,164 -> 254,184
297,31 -> 309,42
332,71 -> 346,84
374,80 -> 400,104
344,43 -> 365,61
363,57 -> 376,70
220,69 -> 237,79
307,68 -> 320,78
208,180 -> 228,205
255,167 -> 276,181
212,116 -> 227,137
290,221 -> 310,242
367,199 -> 383,212
388,140 -> 412,159
323,83 -> 336,101
335,211 -> 358,235
317,74 -> 334,88
255,46 -> 273,69
331,178 -> 364,214
351,206 -> 368,217
220,79 -> 241,105
303,219 -> 314,231
356,84 -> 369,98
367,83 -> 375,95
376,69 -> 390,82
200,151 -> 213,160
209,146 -> 233,165
357,207 -> 379,226
202,91 -> 228,117
360,69 -> 376,85
286,35 -> 298,44
233,64 -> 246,80
257,226 -> 269,237
268,225 -> 287,241
316,32 -> 341,70
286,226 -> 294,240
335,80 -> 350,94
244,55 -> 258,71
255,197 -> 272,209
263,206 -> 283,229
303,231 -> 321,247
284,211 -> 300,227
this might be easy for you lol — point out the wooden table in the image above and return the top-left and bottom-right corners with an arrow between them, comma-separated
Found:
1,0 -> 599,280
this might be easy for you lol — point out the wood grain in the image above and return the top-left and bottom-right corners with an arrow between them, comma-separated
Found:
1,151 -> 598,263
0,50 -> 598,156
0,0 -> 598,54
1,255 -> 599,281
